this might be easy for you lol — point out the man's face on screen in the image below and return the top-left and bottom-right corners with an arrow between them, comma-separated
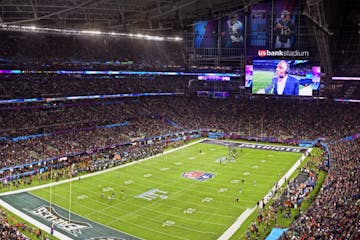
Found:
276,61 -> 287,78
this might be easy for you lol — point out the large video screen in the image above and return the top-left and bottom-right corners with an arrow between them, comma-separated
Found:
249,59 -> 320,96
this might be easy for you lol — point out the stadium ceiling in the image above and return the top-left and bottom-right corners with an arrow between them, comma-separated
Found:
0,0 -> 255,34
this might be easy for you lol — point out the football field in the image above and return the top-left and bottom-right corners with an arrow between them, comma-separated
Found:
1,140 -> 306,240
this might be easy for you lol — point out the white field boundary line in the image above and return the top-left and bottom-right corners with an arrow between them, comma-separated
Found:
0,138 -> 204,197
217,147 -> 313,240
0,139 -> 203,239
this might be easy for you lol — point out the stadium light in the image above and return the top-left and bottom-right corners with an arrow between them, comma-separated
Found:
332,77 -> 360,81
0,24 -> 183,42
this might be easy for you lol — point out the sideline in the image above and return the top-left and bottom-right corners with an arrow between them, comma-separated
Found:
0,138 -> 204,197
217,147 -> 313,240
0,139 -> 311,240
0,139 -> 203,239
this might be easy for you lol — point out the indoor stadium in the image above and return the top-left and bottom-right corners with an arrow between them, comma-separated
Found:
0,0 -> 359,239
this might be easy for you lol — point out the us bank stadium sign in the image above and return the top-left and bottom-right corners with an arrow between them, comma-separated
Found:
258,49 -> 310,57
27,206 -> 92,237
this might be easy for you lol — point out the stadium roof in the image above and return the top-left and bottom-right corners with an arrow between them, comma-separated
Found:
0,0 -> 358,78
0,0 -> 253,34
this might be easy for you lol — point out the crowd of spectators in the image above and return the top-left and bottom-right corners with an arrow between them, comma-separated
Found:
0,100 -> 180,169
1,97 -> 359,170
281,167 -> 318,210
0,216 -> 30,240
142,97 -> 360,141
1,26 -> 359,240
4,96 -> 359,239
0,96 -> 358,238
280,139 -> 360,240
0,75 -> 189,100
0,207 -> 54,240
0,142 -> 166,188
242,152 -> 324,240
324,81 -> 360,99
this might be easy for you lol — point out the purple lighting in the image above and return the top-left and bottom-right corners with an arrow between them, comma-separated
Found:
0,70 -> 21,74
332,77 -> 360,81
198,75 -> 230,81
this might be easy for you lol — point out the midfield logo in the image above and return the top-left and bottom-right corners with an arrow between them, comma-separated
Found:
182,170 -> 214,181
136,188 -> 168,201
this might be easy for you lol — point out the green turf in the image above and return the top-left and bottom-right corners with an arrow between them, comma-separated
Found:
252,71 -> 275,94
29,142 -> 303,240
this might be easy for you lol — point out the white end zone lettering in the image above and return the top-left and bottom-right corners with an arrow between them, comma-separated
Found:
26,206 -> 92,237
